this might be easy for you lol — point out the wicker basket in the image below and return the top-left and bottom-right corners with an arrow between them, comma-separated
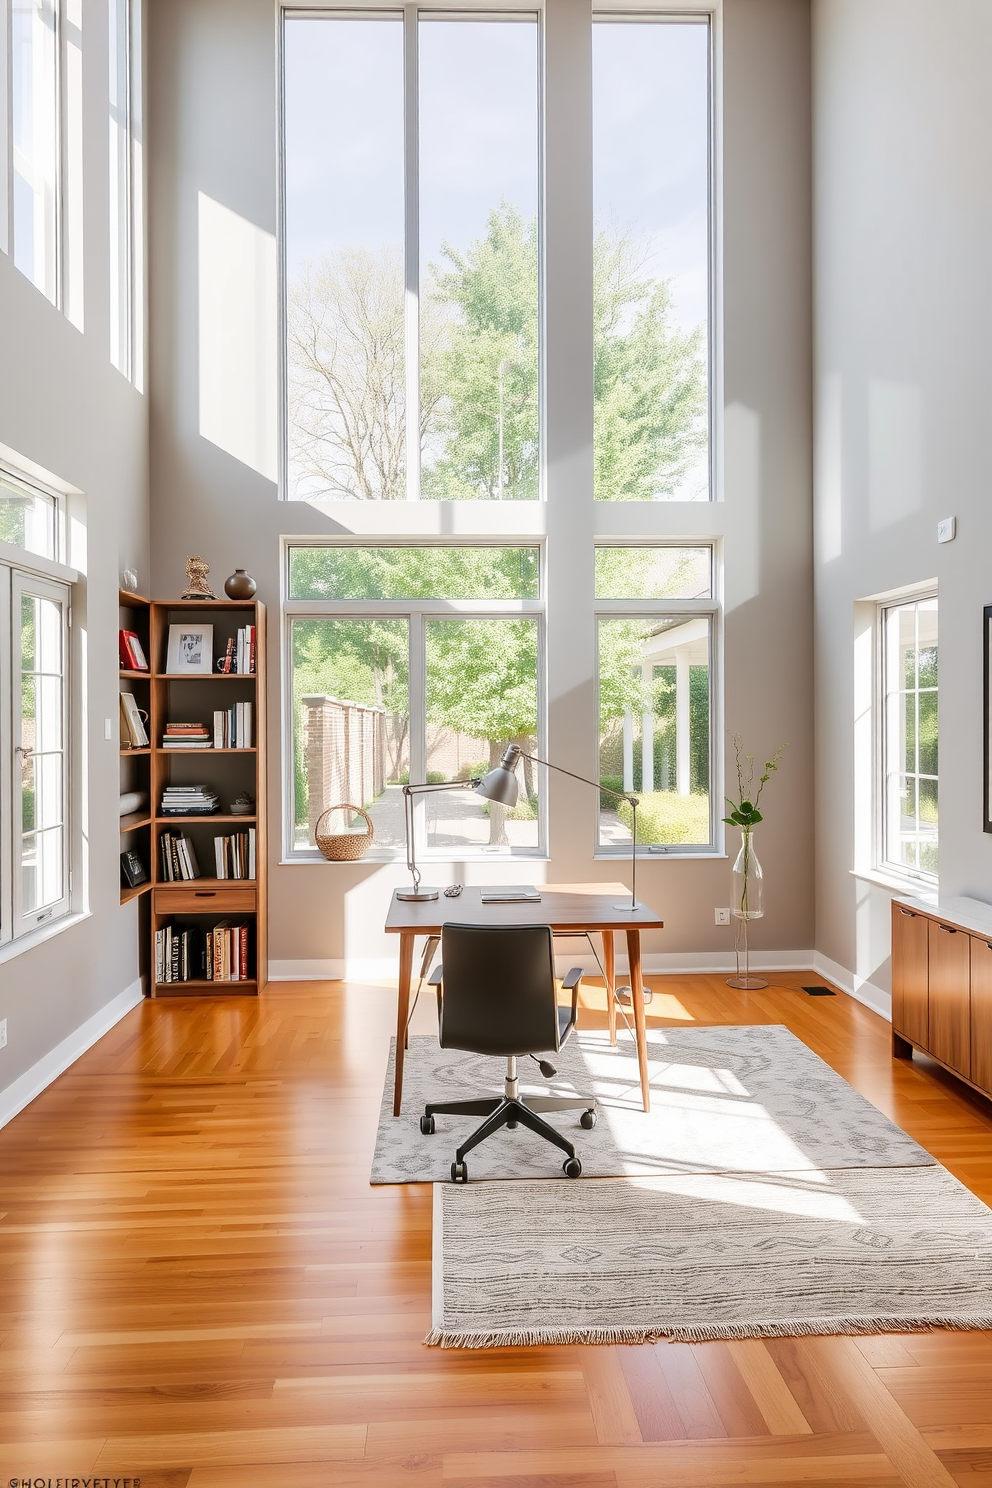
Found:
314,804 -> 375,861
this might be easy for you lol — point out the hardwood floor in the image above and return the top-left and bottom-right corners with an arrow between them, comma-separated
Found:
2,970 -> 992,1486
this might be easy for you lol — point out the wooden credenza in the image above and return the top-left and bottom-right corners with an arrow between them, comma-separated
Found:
891,895 -> 992,1097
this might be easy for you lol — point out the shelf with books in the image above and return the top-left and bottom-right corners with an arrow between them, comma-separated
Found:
145,598 -> 267,998
119,591 -> 153,921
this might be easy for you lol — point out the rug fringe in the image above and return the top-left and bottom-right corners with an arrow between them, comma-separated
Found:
425,1314 -> 992,1349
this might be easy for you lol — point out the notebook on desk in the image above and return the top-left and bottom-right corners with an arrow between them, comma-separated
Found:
480,886 -> 542,903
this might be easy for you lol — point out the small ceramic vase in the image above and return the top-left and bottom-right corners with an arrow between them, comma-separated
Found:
224,569 -> 257,600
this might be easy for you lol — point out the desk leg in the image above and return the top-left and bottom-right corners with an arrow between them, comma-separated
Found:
394,931 -> 415,1117
625,928 -> 651,1113
602,931 -> 617,1047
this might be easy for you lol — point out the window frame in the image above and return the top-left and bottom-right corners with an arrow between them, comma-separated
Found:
6,0 -> 62,303
876,588 -> 938,888
282,536 -> 547,862
108,0 -> 142,382
594,549 -> 720,856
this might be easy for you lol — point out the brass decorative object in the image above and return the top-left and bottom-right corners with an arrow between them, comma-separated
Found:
181,555 -> 216,599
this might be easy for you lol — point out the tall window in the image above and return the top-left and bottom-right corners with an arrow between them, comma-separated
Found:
593,18 -> 711,500
285,544 -> 544,858
109,0 -> 142,380
0,467 -> 59,560
881,595 -> 938,880
283,12 -> 540,502
11,0 -> 60,301
596,546 -> 715,851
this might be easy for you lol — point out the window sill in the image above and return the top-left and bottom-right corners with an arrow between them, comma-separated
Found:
594,850 -> 727,861
850,867 -> 938,900
281,854 -> 552,867
0,909 -> 90,966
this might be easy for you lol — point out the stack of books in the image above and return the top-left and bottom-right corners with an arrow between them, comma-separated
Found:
159,832 -> 201,881
155,924 -> 207,983
217,625 -> 257,675
213,703 -> 252,748
206,921 -> 250,981
160,785 -> 219,816
162,722 -> 211,749
119,630 -> 149,670
214,828 -> 256,880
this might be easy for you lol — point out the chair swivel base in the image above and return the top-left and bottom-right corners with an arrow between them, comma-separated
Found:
422,1095 -> 595,1181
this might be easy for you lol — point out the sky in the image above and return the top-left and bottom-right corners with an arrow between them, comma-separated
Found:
283,14 -> 709,333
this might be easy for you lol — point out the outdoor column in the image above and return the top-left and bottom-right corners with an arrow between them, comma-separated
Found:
622,710 -> 634,793
675,647 -> 691,796
640,662 -> 653,794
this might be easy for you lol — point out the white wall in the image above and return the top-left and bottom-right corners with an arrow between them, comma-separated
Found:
146,0 -> 814,978
0,0 -> 150,1117
813,0 -> 992,1006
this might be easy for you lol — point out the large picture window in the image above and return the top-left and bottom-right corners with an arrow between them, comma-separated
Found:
881,595 -> 937,880
286,543 -> 544,858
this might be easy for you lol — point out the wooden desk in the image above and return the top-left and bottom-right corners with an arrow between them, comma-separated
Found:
384,883 -> 664,1117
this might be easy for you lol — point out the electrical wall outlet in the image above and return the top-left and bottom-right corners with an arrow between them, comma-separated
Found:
714,908 -> 731,926
105,718 -> 113,740
0,1018 -> 7,1049
937,516 -> 956,544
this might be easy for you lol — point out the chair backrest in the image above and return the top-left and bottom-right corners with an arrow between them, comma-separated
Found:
437,922 -> 561,1057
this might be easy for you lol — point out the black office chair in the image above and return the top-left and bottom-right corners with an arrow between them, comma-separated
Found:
420,922 -> 597,1182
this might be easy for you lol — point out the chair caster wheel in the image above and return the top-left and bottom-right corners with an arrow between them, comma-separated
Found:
507,1118 -> 518,1129
563,1156 -> 582,1178
420,1114 -> 435,1135
451,1161 -> 468,1183
580,1109 -> 597,1130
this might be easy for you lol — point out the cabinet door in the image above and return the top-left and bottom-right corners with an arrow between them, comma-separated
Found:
970,936 -> 992,1095
928,921 -> 971,1078
891,905 -> 929,1047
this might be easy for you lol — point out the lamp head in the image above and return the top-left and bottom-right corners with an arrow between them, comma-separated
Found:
475,743 -> 521,807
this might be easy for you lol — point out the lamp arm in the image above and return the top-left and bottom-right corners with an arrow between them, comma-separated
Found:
512,748 -> 639,912
402,778 -> 482,895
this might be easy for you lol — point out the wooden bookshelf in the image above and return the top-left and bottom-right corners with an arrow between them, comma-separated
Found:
146,598 -> 267,996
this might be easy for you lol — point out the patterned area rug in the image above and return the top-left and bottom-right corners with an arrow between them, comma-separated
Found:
429,1165 -> 992,1347
371,1025 -> 934,1183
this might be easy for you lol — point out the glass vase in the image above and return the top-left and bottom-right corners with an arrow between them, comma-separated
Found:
727,829 -> 767,990
732,830 -> 763,920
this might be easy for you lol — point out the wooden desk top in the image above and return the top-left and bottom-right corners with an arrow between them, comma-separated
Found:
384,882 -> 664,934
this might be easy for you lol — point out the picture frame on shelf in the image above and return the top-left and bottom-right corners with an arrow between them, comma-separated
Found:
120,848 -> 148,888
166,623 -> 214,675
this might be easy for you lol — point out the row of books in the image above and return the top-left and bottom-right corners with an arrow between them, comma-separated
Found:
119,629 -> 149,671
214,704 -> 252,748
154,921 -> 251,983
160,832 -> 201,881
158,828 -> 256,881
214,829 -> 256,880
218,626 -> 257,674
160,785 -> 220,815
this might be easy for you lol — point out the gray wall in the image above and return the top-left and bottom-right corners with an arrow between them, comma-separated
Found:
812,0 -> 992,1001
0,0 -> 150,1104
146,0 -> 814,975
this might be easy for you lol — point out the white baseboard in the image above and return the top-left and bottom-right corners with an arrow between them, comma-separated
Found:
0,978 -> 144,1130
812,950 -> 891,1020
269,950 -> 818,982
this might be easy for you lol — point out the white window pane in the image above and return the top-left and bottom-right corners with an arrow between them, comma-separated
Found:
12,0 -> 59,302
883,598 -> 937,877
419,18 -> 540,501
595,546 -> 711,600
0,476 -> 56,558
32,750 -> 64,830
284,17 -> 405,501
599,616 -> 711,846
425,619 -> 540,852
22,826 -> 64,912
109,0 -> 131,372
22,593 -> 63,672
593,21 -> 709,501
291,618 -> 410,850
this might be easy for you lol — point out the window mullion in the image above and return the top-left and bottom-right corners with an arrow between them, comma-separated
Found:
409,609 -> 427,848
403,4 -> 420,502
